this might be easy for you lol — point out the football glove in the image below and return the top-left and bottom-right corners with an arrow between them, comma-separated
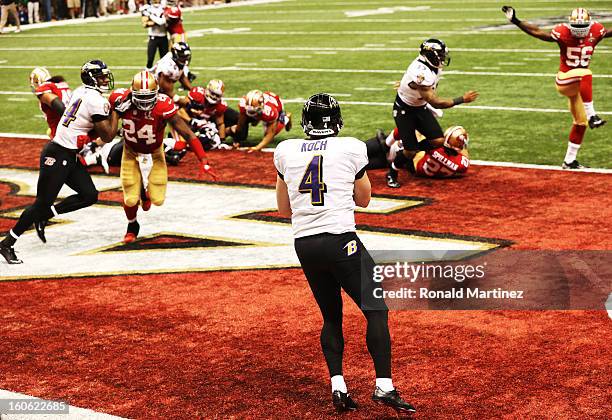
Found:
199,161 -> 217,180
113,93 -> 132,114
502,6 -> 519,24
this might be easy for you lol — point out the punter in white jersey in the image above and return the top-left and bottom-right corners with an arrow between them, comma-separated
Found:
387,39 -> 478,188
0,60 -> 118,264
153,42 -> 192,100
274,93 -> 416,415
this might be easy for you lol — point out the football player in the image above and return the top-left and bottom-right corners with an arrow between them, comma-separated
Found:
228,89 -> 292,152
164,0 -> 196,83
502,6 -> 611,169
389,39 -> 478,187
141,0 -> 168,70
29,67 -> 72,139
274,93 -> 415,415
109,70 -> 215,243
0,60 -> 119,264
153,42 -> 193,101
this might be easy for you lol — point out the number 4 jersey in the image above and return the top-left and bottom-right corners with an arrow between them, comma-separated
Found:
110,89 -> 179,154
274,137 -> 368,239
551,22 -> 606,72
54,86 -> 110,150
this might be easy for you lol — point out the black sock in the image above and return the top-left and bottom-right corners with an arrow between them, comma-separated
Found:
1,235 -> 16,247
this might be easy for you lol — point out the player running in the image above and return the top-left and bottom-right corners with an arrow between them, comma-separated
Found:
29,67 -> 72,139
0,60 -> 118,264
164,0 -> 196,82
274,93 -> 416,415
109,70 -> 215,243
502,6 -> 611,169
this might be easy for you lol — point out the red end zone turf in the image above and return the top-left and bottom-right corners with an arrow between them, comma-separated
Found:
0,137 -> 610,419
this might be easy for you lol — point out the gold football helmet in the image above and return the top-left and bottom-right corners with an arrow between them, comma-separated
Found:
205,79 -> 225,105
568,8 -> 592,38
244,89 -> 264,117
443,126 -> 469,152
131,70 -> 158,111
29,67 -> 52,91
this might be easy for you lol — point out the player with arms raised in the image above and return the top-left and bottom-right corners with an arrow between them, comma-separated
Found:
502,6 -> 611,169
0,60 -> 118,264
274,93 -> 415,415
29,67 -> 72,139
110,70 -> 215,243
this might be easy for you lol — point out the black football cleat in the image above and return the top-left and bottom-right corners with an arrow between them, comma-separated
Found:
562,160 -> 587,170
372,387 -> 416,414
187,72 -> 197,83
332,390 -> 358,413
386,170 -> 401,188
0,243 -> 23,264
34,219 -> 48,243
123,221 -> 140,244
588,115 -> 606,129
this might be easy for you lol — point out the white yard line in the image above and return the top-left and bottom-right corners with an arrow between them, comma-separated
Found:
0,389 -> 127,420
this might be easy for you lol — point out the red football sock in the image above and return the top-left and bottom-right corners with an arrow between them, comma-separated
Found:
123,204 -> 138,223
569,124 -> 587,145
580,74 -> 592,102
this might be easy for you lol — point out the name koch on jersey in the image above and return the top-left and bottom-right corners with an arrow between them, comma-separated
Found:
551,22 -> 606,72
111,89 -> 178,154
397,58 -> 441,107
53,86 -> 110,150
35,81 -> 72,138
154,53 -> 183,82
274,137 -> 368,238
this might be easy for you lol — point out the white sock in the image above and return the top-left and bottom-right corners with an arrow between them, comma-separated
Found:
583,101 -> 595,119
376,378 -> 394,392
9,229 -> 19,240
331,375 -> 347,393
385,132 -> 395,147
564,142 -> 581,164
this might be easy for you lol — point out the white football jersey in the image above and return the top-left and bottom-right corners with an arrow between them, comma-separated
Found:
154,52 -> 182,83
53,86 -> 110,150
274,137 -> 368,239
397,56 -> 441,107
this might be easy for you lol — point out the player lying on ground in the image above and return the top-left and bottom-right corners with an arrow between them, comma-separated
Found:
226,89 -> 292,152
0,60 -> 119,264
110,70 -> 216,243
367,126 -> 469,180
275,93 -> 416,415
502,6 -> 611,169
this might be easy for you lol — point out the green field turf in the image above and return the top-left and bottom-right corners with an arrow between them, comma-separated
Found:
0,0 -> 611,167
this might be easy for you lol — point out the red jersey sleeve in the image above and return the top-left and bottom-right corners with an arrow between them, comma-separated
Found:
155,94 -> 179,120
590,22 -> 607,43
109,88 -> 131,110
215,100 -> 228,115
35,82 -> 60,97
550,24 -> 566,42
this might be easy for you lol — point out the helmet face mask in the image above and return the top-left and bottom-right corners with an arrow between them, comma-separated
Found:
301,93 -> 343,137
244,90 -> 264,117
420,39 -> 450,69
568,8 -> 592,38
131,70 -> 158,111
443,126 -> 468,152
29,67 -> 52,92
81,60 -> 114,93
171,42 -> 191,68
205,79 -> 225,105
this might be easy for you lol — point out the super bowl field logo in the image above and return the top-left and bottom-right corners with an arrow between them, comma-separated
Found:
0,168 -> 504,280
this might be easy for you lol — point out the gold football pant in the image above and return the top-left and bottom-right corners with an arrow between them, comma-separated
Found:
555,69 -> 591,126
121,145 -> 167,208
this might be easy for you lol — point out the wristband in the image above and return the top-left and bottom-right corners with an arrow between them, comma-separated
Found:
511,16 -> 521,25
452,97 -> 464,106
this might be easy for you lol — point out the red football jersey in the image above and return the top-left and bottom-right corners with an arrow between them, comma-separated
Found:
239,91 -> 283,123
35,81 -> 72,139
113,90 -> 178,154
200,100 -> 228,121
551,22 -> 606,72
165,6 -> 184,34
415,148 -> 469,178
